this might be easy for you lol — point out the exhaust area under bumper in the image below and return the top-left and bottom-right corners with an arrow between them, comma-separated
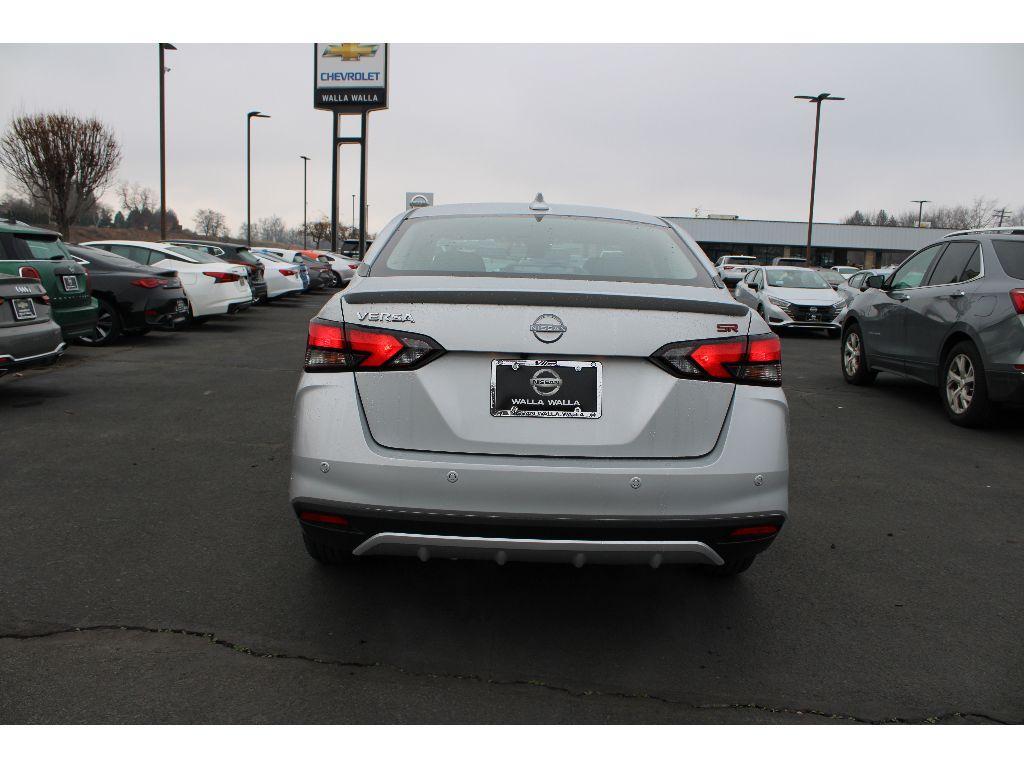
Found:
352,532 -> 724,567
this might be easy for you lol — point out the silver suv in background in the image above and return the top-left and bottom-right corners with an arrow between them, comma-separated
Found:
841,229 -> 1024,426
291,200 -> 788,576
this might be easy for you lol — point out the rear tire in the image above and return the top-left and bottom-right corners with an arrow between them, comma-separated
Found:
79,298 -> 121,346
841,323 -> 876,385
302,533 -> 356,566
710,555 -> 756,577
941,341 -> 991,428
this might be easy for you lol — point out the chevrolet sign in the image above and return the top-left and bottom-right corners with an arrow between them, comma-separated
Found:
314,43 -> 389,113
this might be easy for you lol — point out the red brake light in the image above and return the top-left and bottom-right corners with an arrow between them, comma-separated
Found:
652,334 -> 782,386
299,511 -> 349,526
729,525 -> 780,539
280,269 -> 297,276
304,319 -> 444,372
19,266 -> 41,281
1011,288 -> 1024,314
348,264 -> 357,269
130,277 -> 167,289
203,271 -> 241,283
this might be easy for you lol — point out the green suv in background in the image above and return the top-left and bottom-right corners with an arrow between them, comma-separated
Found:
0,220 -> 97,340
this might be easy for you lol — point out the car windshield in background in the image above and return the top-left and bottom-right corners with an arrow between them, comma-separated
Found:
375,215 -> 711,285
767,269 -> 831,289
992,239 -> 1024,280
255,250 -> 291,263
166,245 -> 223,264
14,234 -> 70,260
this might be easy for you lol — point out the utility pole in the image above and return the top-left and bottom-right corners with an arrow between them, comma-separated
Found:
300,155 -> 310,248
246,110 -> 270,246
994,207 -> 1009,227
158,43 -> 176,240
795,93 -> 845,265
911,200 -> 931,227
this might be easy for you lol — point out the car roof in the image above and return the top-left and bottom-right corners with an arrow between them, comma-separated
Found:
405,201 -> 667,226
762,265 -> 815,271
0,220 -> 62,237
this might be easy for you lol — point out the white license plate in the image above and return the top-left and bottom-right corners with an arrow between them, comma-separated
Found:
61,275 -> 80,292
12,297 -> 37,321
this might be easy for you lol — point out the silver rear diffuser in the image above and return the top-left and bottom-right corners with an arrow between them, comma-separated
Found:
352,533 -> 724,568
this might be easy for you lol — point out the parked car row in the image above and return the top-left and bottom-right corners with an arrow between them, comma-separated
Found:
1,220 -> 337,374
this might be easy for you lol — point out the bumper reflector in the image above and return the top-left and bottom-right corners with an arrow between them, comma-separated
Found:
729,525 -> 779,538
299,511 -> 350,526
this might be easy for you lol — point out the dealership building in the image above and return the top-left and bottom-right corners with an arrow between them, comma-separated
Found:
665,216 -> 957,270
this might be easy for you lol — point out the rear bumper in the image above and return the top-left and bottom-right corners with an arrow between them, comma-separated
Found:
987,368 -> 1024,404
53,301 -> 99,340
0,340 -> 66,375
296,503 -> 784,565
227,300 -> 252,314
290,373 -> 789,554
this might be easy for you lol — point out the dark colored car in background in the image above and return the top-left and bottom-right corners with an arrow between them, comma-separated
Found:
841,228 -> 1024,426
0,274 -> 65,376
0,220 -> 98,340
68,245 -> 190,345
165,239 -> 269,304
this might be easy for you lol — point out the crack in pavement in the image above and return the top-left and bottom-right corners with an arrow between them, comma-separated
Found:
2,624 -> 1014,724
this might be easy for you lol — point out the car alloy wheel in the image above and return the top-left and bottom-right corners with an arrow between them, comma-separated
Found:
80,299 -> 118,345
843,331 -> 861,377
945,353 -> 975,415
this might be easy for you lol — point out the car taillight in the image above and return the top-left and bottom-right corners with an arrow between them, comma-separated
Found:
19,266 -> 41,281
203,271 -> 241,283
165,277 -> 181,288
1011,288 -> 1024,314
304,319 -> 445,372
723,265 -> 734,270
38,293 -> 50,305
280,269 -> 297,276
651,334 -> 782,386
130,277 -> 168,289
348,264 -> 357,270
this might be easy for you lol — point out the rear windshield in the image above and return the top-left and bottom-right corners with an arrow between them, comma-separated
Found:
766,269 -> 831,289
992,240 -> 1024,280
166,245 -> 223,264
373,215 -> 712,286
12,234 -> 70,260
722,256 -> 756,264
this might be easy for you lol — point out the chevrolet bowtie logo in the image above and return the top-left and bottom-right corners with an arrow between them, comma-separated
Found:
322,44 -> 379,61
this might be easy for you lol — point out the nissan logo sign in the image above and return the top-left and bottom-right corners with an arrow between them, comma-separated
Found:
530,368 -> 563,396
530,313 -> 567,343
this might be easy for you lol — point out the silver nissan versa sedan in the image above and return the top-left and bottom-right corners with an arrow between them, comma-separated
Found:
290,198 -> 789,576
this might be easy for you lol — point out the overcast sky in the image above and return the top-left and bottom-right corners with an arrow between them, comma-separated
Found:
1,43 -> 1021,234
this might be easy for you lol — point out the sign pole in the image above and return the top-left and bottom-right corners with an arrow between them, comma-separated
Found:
359,111 -> 368,258
330,112 -> 339,253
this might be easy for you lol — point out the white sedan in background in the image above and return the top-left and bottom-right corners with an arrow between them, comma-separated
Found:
81,240 -> 252,321
311,251 -> 360,286
252,252 -> 304,299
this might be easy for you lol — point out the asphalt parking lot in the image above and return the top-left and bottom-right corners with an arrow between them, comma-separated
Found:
1,292 -> 1021,724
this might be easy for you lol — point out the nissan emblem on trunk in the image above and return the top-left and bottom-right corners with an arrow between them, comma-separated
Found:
530,313 -> 567,343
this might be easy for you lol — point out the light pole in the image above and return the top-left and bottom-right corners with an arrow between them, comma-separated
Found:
246,110 -> 270,246
300,155 -> 310,248
351,194 -> 356,237
795,93 -> 844,264
911,200 -> 931,227
158,43 -> 176,240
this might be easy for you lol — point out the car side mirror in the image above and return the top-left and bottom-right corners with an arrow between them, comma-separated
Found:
865,275 -> 885,290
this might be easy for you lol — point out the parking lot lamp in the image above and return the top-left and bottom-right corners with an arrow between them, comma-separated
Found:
158,43 -> 176,240
246,110 -> 271,246
795,93 -> 844,264
911,200 -> 931,227
300,155 -> 310,248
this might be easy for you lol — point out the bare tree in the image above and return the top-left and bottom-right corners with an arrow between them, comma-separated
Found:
0,112 -> 121,238
117,181 -> 155,215
308,218 -> 331,248
256,215 -> 287,243
192,208 -> 227,238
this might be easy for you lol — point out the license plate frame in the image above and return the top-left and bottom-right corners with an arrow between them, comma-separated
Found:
11,297 -> 37,321
490,359 -> 602,419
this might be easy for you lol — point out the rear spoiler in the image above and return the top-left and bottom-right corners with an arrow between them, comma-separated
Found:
343,289 -> 749,317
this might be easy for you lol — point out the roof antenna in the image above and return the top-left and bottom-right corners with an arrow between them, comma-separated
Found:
529,193 -> 550,212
